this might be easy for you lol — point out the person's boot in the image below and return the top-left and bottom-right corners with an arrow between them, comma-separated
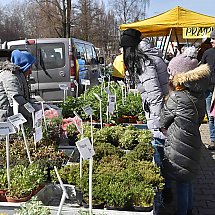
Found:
208,141 -> 215,150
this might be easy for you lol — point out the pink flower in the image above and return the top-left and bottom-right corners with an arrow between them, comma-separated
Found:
44,109 -> 59,119
61,117 -> 75,131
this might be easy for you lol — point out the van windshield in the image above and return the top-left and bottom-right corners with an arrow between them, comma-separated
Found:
10,43 -> 65,70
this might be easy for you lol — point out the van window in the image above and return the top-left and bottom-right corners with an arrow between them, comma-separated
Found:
86,45 -> 98,65
10,43 -> 65,70
75,42 -> 86,60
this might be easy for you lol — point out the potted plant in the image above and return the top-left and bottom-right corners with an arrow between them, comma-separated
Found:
0,168 -> 7,201
136,112 -> 146,124
14,196 -> 51,215
66,124 -> 79,146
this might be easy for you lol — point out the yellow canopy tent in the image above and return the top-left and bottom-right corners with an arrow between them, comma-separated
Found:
120,6 -> 215,38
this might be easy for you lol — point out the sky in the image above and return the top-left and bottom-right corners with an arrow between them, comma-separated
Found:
104,0 -> 214,19
0,0 -> 214,19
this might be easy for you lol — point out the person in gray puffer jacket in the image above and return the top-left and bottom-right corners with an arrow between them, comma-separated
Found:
120,28 -> 169,215
160,49 -> 210,215
137,38 -> 169,133
0,50 -> 39,124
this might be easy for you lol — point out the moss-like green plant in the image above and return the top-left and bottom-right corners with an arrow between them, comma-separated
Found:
15,196 -> 50,215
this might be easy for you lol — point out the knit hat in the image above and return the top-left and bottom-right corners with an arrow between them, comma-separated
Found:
168,47 -> 198,76
120,28 -> 142,47
11,50 -> 36,72
210,29 -> 215,38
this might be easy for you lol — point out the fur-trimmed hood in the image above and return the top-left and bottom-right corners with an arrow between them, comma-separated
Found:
0,60 -> 19,73
172,64 -> 211,92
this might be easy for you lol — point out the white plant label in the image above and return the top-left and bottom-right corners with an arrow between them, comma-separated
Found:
24,102 -> 35,113
34,126 -> 43,143
98,78 -> 103,83
35,110 -> 43,127
59,84 -> 68,90
108,95 -> 115,114
83,105 -> 93,116
93,93 -> 101,101
12,98 -> 19,115
74,80 -> 78,86
104,87 -> 112,95
81,79 -> 90,86
76,137 -> 95,160
8,113 -> 27,128
0,122 -> 16,135
73,111 -> 83,134
117,80 -> 126,86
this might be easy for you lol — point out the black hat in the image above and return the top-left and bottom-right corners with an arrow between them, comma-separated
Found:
210,29 -> 215,38
120,28 -> 142,47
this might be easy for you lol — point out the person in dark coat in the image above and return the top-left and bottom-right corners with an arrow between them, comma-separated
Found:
160,48 -> 210,215
201,29 -> 215,150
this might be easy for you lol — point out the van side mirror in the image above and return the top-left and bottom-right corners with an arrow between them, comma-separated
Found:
99,57 -> 104,64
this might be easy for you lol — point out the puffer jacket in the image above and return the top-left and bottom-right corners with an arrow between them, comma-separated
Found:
160,64 -> 210,182
137,44 -> 169,133
0,61 -> 33,122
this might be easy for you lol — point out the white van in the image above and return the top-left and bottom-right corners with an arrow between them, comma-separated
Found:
3,38 -> 104,102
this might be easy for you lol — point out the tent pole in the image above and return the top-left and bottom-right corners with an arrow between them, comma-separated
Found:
163,28 -> 173,60
174,28 -> 180,50
161,36 -> 167,53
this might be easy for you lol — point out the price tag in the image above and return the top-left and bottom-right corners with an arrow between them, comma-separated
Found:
34,126 -> 43,143
74,80 -> 78,86
59,84 -> 69,90
83,105 -> 93,116
8,113 -> 27,128
93,93 -> 101,101
76,137 -> 95,160
35,110 -> 43,127
0,122 -> 16,135
81,79 -> 90,86
24,102 -> 35,113
104,87 -> 112,95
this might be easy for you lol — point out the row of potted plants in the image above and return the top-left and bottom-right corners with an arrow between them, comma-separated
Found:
61,81 -> 146,124
50,125 -> 164,211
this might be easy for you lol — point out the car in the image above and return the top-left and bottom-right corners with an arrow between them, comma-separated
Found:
3,38 -> 104,102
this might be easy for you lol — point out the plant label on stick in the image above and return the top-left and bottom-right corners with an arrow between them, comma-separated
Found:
108,95 -> 115,114
8,113 -> 27,128
59,84 -> 68,91
117,80 -> 126,86
83,105 -> 93,116
104,87 -> 112,95
34,126 -> 43,143
73,112 -> 83,134
98,78 -> 103,83
93,93 -> 101,101
76,137 -> 95,160
74,80 -> 78,86
81,79 -> 90,85
0,122 -> 16,135
35,110 -> 43,127
24,102 -> 35,113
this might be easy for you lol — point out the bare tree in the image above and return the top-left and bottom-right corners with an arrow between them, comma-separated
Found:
109,0 -> 150,23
